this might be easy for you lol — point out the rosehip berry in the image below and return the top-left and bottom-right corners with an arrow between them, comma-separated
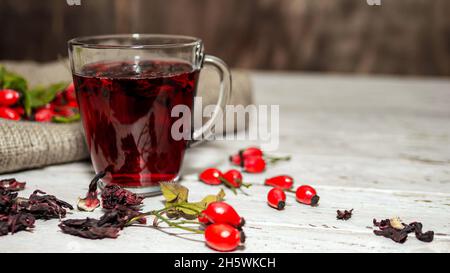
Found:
243,156 -> 266,173
52,92 -> 66,106
205,223 -> 245,252
296,185 -> 320,206
229,153 -> 242,167
66,100 -> 79,108
267,187 -> 286,210
64,82 -> 77,102
34,108 -> 54,122
265,175 -> 294,190
241,147 -> 263,158
223,169 -> 243,188
203,202 -> 245,228
54,105 -> 76,117
199,168 -> 223,185
11,106 -> 25,117
198,214 -> 210,225
0,107 -> 21,120
0,89 -> 20,106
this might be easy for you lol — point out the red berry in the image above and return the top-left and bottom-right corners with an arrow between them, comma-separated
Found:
267,187 -> 286,210
198,214 -> 210,225
52,92 -> 66,106
205,223 -> 244,252
223,169 -> 243,188
34,108 -> 54,122
243,156 -> 266,173
0,89 -> 20,107
296,185 -> 320,206
265,175 -> 294,190
64,82 -> 77,102
203,202 -> 245,228
0,107 -> 21,120
229,153 -> 242,167
66,100 -> 79,108
199,168 -> 223,185
54,105 -> 76,117
241,147 -> 263,158
11,106 -> 25,117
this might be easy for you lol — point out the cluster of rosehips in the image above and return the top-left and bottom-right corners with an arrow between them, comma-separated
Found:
0,83 -> 78,122
199,168 -> 251,194
229,147 -> 290,173
265,175 -> 319,210
199,202 -> 246,252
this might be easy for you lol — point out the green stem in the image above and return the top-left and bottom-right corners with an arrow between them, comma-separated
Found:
219,177 -> 237,195
266,155 -> 291,164
126,207 -> 170,226
153,211 -> 204,234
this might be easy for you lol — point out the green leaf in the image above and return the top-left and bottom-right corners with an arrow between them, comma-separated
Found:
194,189 -> 226,210
0,65 -> 28,93
175,203 -> 204,217
52,113 -> 81,123
24,82 -> 68,116
160,182 -> 189,204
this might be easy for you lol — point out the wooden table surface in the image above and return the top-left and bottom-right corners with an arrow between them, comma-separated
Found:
1,72 -> 449,252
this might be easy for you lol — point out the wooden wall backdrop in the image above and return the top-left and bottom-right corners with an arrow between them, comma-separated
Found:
0,0 -> 449,76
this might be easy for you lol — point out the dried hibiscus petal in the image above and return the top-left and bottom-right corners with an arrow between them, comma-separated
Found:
101,185 -> 143,209
59,218 -> 120,239
17,190 -> 73,220
0,212 -> 35,236
409,222 -> 434,243
373,218 -> 434,244
0,179 -> 26,191
336,209 -> 353,220
98,205 -> 146,228
0,186 -> 18,214
77,171 -> 105,212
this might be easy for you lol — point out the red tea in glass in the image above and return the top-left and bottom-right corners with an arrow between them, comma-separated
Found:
74,60 -> 199,187
69,34 -> 231,195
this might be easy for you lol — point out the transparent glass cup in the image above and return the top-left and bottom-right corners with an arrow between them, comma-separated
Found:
68,34 -> 231,196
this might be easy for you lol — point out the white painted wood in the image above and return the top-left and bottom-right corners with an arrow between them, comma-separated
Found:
1,73 -> 449,252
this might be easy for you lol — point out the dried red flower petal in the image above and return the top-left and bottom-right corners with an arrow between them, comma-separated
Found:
336,209 -> 353,220
0,186 -> 18,215
77,171 -> 105,212
59,218 -> 120,239
17,190 -> 73,220
0,179 -> 26,191
373,218 -> 434,243
101,185 -> 144,209
0,212 -> 35,236
98,205 -> 146,228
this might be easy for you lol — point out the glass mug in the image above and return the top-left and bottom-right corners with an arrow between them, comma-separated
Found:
68,34 -> 231,196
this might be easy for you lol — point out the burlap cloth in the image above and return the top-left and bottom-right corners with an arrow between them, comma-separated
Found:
0,60 -> 252,173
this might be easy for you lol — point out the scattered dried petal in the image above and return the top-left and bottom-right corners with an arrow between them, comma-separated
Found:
101,185 -> 143,209
77,171 -> 105,212
336,209 -> 353,220
98,205 -> 146,228
59,218 -> 120,239
17,190 -> 73,219
373,218 -> 434,244
0,179 -> 26,191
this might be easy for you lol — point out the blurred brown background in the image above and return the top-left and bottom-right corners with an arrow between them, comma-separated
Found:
0,0 -> 449,76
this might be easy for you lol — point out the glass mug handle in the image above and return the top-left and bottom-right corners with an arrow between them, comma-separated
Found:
189,55 -> 232,147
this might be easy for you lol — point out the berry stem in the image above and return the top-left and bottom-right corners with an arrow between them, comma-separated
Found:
266,155 -> 291,164
219,177 -> 238,195
152,211 -> 204,234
